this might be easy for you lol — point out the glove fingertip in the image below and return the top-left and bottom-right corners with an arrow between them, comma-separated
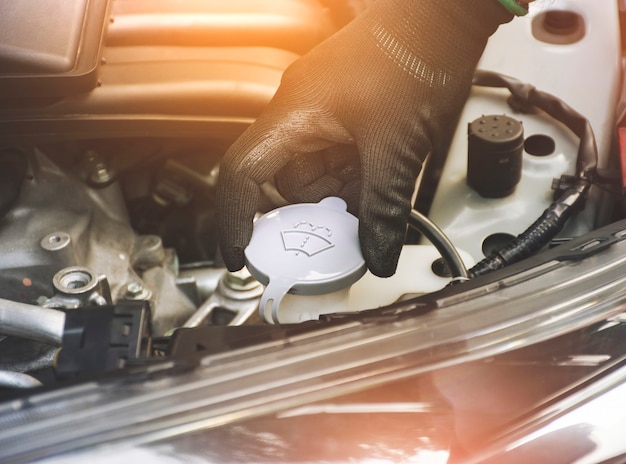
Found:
365,252 -> 400,278
220,244 -> 246,273
360,230 -> 403,278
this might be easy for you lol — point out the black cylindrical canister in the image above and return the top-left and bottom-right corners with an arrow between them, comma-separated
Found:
467,114 -> 524,198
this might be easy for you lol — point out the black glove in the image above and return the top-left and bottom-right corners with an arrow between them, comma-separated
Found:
217,0 -> 512,277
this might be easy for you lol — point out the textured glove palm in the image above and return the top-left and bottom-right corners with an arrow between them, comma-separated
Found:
217,0 -> 512,277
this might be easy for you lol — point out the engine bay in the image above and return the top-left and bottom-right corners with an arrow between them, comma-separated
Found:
0,0 -> 624,390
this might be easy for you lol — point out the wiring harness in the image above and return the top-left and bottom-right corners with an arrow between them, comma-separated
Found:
468,70 -> 597,277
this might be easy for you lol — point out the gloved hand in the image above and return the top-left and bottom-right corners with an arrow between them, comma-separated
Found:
217,0 -> 512,277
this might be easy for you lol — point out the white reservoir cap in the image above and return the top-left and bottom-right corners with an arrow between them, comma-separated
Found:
245,197 -> 366,324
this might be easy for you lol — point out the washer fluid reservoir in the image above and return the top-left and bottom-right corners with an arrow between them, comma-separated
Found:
245,197 -> 366,324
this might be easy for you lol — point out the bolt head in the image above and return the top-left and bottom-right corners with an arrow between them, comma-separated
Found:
125,282 -> 151,300
224,269 -> 260,291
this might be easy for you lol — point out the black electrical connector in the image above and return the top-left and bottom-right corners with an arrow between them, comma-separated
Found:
56,301 -> 151,379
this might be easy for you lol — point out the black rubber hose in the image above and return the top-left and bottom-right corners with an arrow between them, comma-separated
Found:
0,149 -> 28,218
408,209 -> 470,281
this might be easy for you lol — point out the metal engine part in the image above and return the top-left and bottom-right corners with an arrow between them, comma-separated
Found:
183,268 -> 264,328
0,148 -> 195,337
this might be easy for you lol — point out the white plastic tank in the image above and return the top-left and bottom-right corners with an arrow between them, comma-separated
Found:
245,198 -> 474,322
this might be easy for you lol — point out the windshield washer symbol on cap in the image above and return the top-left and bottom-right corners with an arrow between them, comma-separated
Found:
281,221 -> 334,257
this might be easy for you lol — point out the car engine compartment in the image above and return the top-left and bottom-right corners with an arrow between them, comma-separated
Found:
0,0 -> 625,392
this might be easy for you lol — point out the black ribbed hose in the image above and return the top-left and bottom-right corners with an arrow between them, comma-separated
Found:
470,180 -> 589,277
